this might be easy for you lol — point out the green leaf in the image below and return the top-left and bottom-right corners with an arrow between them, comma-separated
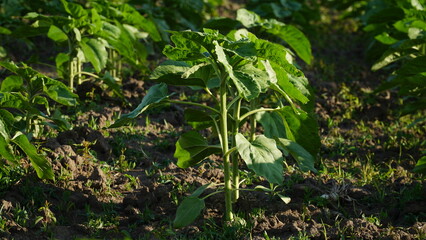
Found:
237,9 -> 262,28
397,56 -> 426,76
42,77 -> 78,106
90,9 -> 102,34
251,38 -> 303,77
174,131 -> 222,168
232,71 -> 261,101
80,38 -> 108,73
0,46 -> 6,58
236,134 -> 283,185
47,25 -> 68,42
163,34 -> 207,61
0,26 -> 12,35
278,107 -> 320,158
110,83 -> 170,128
73,27 -> 81,42
173,196 -> 205,228
103,21 -> 147,68
60,0 -> 87,18
150,60 -> 190,78
413,156 -> 426,173
183,62 -> 218,88
256,111 -> 286,139
264,21 -> 312,64
271,69 -> 309,104
184,108 -> 215,130
190,182 -> 216,197
287,73 -> 311,99
276,138 -> 317,173
150,61 -> 205,87
372,39 -> 424,71
235,64 -> 270,92
236,9 -> 312,64
0,136 -> 15,163
215,42 -> 261,100
168,30 -> 224,55
0,92 -> 30,110
1,75 -> 23,92
119,4 -> 162,42
12,132 -> 54,180
203,18 -> 240,33
101,22 -> 121,39
55,53 -> 70,79
0,119 -> 15,163
375,32 -> 399,45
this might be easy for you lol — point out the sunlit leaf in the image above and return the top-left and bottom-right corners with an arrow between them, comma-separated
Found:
47,25 -> 68,42
110,83 -> 170,128
236,134 -> 283,185
80,38 -> 108,73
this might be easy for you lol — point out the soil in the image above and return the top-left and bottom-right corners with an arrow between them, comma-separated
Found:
1,71 -> 425,239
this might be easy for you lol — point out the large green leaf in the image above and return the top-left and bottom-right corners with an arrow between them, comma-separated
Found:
236,9 -> 312,64
1,75 -> 23,92
251,38 -> 303,77
173,196 -> 205,228
107,21 -> 147,67
271,68 -> 309,104
60,0 -> 87,18
235,64 -> 270,92
47,25 -> 68,42
110,83 -> 170,128
55,53 -> 70,79
265,21 -> 312,65
413,156 -> 426,173
12,132 -> 54,180
0,61 -> 77,106
150,60 -> 190,78
174,131 -> 222,168
256,111 -> 286,139
0,92 -> 30,110
163,33 -> 207,61
150,61 -> 205,87
237,8 -> 262,28
182,63 -> 218,88
168,30 -> 225,55
215,42 -> 261,101
276,138 -> 317,173
80,38 -> 108,73
236,134 -> 283,185
278,107 -> 320,158
90,8 -> 102,34
0,26 -> 11,35
372,39 -> 424,71
119,4 -> 162,42
184,109 -> 215,130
